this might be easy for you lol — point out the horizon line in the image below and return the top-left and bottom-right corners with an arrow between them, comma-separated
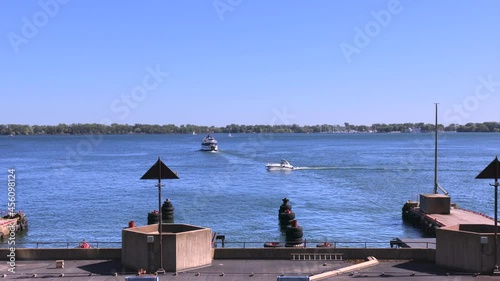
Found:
2,121 -> 499,127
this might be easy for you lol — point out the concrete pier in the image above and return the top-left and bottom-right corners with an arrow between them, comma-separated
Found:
402,200 -> 495,237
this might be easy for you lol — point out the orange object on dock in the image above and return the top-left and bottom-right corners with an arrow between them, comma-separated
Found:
128,221 -> 135,228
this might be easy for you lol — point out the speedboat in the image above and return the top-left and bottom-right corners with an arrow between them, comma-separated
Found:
201,135 -> 218,152
265,159 -> 294,171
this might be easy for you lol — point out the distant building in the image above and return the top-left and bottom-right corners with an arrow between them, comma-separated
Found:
405,127 -> 421,133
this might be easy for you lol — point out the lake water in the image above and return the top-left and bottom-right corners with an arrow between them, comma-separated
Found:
1,132 -> 499,247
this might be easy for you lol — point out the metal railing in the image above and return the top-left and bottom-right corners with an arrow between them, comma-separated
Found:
213,240 -> 436,249
0,241 -> 121,249
0,240 -> 436,249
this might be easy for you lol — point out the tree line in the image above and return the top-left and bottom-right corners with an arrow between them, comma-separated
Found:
1,122 -> 499,135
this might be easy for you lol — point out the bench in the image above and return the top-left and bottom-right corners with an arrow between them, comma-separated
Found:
291,253 -> 343,261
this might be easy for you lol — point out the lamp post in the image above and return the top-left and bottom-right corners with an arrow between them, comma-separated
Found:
141,157 -> 179,274
476,156 -> 500,274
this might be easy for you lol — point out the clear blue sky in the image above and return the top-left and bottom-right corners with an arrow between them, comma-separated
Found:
1,0 -> 499,126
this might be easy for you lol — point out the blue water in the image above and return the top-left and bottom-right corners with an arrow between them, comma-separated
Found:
0,133 -> 499,246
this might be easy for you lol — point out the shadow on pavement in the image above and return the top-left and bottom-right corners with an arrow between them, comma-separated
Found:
77,259 -> 130,275
391,260 -> 482,277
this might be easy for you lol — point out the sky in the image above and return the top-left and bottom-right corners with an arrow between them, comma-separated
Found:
1,0 -> 499,127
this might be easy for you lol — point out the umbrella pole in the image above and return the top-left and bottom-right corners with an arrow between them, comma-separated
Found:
157,161 -> 165,274
140,156 -> 178,274
495,182 -> 498,273
494,158 -> 499,274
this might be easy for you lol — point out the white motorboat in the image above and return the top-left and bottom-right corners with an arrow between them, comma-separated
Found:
265,159 -> 294,171
201,135 -> 218,152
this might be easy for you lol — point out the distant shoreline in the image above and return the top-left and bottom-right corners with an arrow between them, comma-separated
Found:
1,122 -> 499,135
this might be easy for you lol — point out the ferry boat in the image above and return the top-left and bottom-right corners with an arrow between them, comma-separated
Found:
201,135 -> 218,152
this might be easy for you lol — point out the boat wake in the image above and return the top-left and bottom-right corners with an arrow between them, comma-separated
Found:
292,166 -> 338,170
292,166 -> 418,171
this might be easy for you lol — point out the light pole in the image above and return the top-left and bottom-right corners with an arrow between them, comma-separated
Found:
434,103 -> 438,194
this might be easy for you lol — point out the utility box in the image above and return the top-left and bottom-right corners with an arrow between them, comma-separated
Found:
420,194 -> 450,214
480,236 -> 488,244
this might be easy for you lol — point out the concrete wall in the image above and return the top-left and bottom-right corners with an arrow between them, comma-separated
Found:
122,226 -> 151,271
174,228 -> 212,271
122,224 -> 213,272
436,225 -> 499,273
0,248 -> 121,260
0,247 -> 434,262
213,248 -> 435,262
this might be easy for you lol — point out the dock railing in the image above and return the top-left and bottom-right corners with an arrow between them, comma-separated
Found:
0,241 -> 122,249
213,240 -> 436,249
0,240 -> 436,249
